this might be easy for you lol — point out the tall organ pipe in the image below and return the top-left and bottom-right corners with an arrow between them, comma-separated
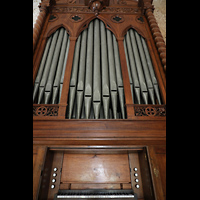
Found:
44,28 -> 65,104
68,35 -> 82,119
33,27 -> 70,105
112,34 -> 125,119
33,23 -> 162,119
52,30 -> 69,104
33,36 -> 52,103
125,32 -> 141,104
66,19 -> 127,119
106,29 -> 118,119
133,30 -> 155,104
124,28 -> 162,105
93,19 -> 101,119
37,29 -> 59,104
76,28 -> 88,119
84,21 -> 94,119
100,21 -> 110,119
140,36 -> 161,104
128,30 -> 148,104
59,35 -> 70,102
123,39 -> 134,103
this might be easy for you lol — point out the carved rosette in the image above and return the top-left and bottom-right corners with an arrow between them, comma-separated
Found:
134,105 -> 166,117
144,2 -> 166,72
33,105 -> 59,116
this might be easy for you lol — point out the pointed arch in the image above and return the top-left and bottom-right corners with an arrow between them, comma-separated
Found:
66,17 -> 127,119
73,15 -> 118,39
75,15 -> 96,37
97,15 -> 118,38
45,24 -> 72,38
122,25 -> 146,39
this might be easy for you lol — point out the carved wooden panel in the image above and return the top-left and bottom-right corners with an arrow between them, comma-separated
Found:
33,1 -> 166,199
33,105 -> 59,116
134,105 -> 166,117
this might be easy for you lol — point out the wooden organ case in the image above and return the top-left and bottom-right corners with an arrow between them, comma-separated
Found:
33,0 -> 166,199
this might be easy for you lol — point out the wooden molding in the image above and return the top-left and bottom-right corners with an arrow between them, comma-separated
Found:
33,7 -> 48,53
144,1 -> 166,72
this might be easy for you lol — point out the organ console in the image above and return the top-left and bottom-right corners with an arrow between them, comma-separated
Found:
33,0 -> 166,199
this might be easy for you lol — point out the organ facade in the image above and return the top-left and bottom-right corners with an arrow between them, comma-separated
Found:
33,0 -> 166,199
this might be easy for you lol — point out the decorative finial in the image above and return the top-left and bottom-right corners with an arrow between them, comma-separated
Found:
88,0 -> 108,16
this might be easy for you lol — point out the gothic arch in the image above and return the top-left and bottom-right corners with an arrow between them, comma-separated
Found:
46,24 -> 72,38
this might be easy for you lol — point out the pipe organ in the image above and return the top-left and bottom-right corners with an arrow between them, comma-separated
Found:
33,0 -> 166,199
33,27 -> 70,104
67,19 -> 126,119
124,28 -> 161,105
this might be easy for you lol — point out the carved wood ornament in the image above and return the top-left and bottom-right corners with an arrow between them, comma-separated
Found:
88,0 -> 108,16
143,0 -> 166,71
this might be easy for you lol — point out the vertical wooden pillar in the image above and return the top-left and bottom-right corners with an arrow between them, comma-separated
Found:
58,37 -> 77,118
144,1 -> 166,72
33,6 -> 48,54
145,39 -> 166,104
117,37 -> 135,119
33,146 -> 47,200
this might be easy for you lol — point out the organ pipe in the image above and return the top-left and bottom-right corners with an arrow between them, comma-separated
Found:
76,28 -> 87,119
68,35 -> 82,119
52,29 -> 69,104
100,21 -> 110,119
84,21 -> 94,119
124,28 -> 162,105
125,31 -> 141,104
93,19 -> 101,119
33,20 -> 162,120
66,19 -> 126,119
33,27 -> 70,104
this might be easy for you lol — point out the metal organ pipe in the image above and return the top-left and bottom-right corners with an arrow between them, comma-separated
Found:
133,30 -> 155,104
33,36 -> 52,103
128,30 -> 148,104
68,35 -> 82,119
37,29 -> 59,104
66,19 -> 127,119
106,28 -> 118,119
125,31 -> 141,104
44,28 -> 64,104
84,21 -> 94,119
123,39 -> 134,103
59,35 -> 70,102
93,19 -> 101,119
112,34 -> 125,119
76,28 -> 88,119
52,29 -> 69,104
33,21 -> 162,119
140,37 -> 161,105
100,21 -> 110,119
124,28 -> 162,105
33,27 -> 70,104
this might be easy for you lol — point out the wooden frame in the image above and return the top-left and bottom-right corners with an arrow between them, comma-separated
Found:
33,145 -> 165,200
33,1 -> 166,199
33,1 -> 166,119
